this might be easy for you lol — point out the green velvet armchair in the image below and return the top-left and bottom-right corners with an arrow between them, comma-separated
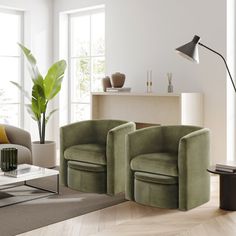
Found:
125,125 -> 210,211
60,119 -> 135,195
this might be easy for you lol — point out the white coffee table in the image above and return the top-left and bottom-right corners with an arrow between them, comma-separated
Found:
0,164 -> 59,207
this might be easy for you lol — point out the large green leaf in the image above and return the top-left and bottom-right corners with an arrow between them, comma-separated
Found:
25,104 -> 38,121
18,43 -> 36,66
33,75 -> 45,90
18,43 -> 43,82
44,60 -> 67,100
45,108 -> 58,124
10,81 -> 31,101
32,84 -> 46,119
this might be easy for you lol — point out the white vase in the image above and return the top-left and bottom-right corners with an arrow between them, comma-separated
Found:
32,141 -> 56,168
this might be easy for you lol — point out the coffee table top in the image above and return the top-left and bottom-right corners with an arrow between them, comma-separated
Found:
0,164 -> 59,186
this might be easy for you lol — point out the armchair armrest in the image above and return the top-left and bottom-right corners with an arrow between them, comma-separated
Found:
178,128 -> 210,210
106,122 -> 135,195
60,120 -> 95,185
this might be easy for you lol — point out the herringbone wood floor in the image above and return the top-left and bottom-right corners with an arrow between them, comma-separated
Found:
17,175 -> 236,236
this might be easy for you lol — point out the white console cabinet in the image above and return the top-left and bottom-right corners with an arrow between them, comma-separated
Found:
91,92 -> 203,126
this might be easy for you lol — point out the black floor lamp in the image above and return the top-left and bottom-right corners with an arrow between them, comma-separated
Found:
175,35 -> 236,92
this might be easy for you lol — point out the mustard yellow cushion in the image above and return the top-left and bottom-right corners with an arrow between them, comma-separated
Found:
0,125 -> 10,144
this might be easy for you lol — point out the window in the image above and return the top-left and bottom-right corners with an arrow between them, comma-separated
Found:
0,9 -> 23,126
68,9 -> 105,122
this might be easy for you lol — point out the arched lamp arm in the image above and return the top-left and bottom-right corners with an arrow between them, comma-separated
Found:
199,42 -> 236,93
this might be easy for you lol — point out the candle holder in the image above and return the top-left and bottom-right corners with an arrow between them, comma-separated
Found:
146,70 -> 153,93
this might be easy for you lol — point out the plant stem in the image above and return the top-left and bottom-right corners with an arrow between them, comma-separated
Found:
41,112 -> 46,144
37,120 -> 42,143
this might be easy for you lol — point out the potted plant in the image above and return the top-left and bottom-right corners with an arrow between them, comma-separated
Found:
11,43 -> 67,167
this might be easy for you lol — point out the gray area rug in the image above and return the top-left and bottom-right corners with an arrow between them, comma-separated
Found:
0,175 -> 125,236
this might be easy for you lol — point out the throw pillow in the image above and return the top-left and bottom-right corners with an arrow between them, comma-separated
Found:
0,125 -> 10,144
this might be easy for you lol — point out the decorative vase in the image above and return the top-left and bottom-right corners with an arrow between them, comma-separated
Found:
1,148 -> 17,171
168,83 -> 173,93
101,76 -> 112,92
32,141 -> 56,168
111,72 -> 126,88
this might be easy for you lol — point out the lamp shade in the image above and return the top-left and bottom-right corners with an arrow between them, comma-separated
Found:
176,35 -> 201,63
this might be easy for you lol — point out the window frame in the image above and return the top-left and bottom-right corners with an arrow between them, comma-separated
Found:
67,8 -> 105,122
0,8 -> 24,127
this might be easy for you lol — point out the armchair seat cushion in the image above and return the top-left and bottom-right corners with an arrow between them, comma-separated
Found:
130,153 -> 178,177
64,144 -> 106,165
135,172 -> 178,185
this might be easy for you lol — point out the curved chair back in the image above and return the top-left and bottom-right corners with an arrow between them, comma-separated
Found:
3,124 -> 32,152
162,125 -> 202,153
0,124 -> 32,165
61,119 -> 128,149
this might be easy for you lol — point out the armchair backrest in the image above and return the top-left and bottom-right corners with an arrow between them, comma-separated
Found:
1,124 -> 32,152
93,120 -> 128,144
60,119 -> 129,149
127,125 -> 202,158
162,126 -> 201,153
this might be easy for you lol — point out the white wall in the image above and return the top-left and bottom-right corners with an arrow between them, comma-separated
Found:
54,0 -> 228,163
0,0 -> 53,141
0,0 -> 230,164
227,0 -> 236,161
106,0 -> 227,164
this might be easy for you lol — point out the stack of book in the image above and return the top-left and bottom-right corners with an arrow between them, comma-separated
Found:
106,87 -> 131,92
215,163 -> 236,173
